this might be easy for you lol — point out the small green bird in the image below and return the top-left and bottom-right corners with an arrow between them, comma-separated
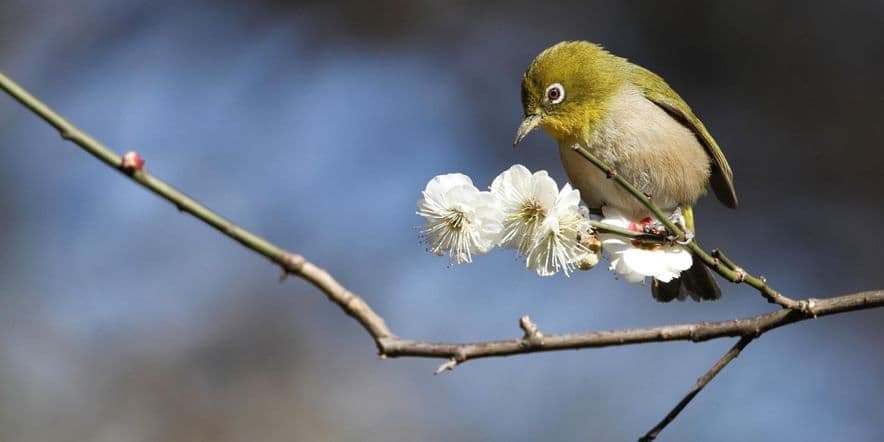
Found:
514,41 -> 737,302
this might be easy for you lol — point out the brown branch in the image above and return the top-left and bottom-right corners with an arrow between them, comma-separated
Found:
639,336 -> 754,441
376,291 -> 883,362
2,71 -> 883,441
279,251 -> 394,343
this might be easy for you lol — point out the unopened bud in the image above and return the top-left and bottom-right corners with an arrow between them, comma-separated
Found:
120,151 -> 145,173
576,252 -> 599,271
579,232 -> 602,254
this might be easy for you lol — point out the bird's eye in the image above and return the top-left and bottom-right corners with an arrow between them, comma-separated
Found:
545,83 -> 565,104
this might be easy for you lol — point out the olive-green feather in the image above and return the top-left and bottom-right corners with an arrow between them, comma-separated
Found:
629,65 -> 738,209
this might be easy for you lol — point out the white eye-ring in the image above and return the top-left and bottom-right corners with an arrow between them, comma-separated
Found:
545,83 -> 565,104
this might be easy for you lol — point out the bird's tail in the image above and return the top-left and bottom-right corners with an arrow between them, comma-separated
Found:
651,260 -> 721,302
650,206 -> 722,302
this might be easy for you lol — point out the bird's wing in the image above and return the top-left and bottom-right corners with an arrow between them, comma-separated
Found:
631,65 -> 738,209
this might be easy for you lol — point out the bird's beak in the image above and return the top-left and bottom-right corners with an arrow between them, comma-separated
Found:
513,113 -> 541,146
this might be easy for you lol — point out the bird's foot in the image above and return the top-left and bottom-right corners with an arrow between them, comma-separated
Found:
668,207 -> 694,245
670,231 -> 694,245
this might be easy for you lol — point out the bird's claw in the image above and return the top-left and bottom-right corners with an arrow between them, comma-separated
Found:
676,232 -> 694,245
668,208 -> 687,228
668,207 -> 693,245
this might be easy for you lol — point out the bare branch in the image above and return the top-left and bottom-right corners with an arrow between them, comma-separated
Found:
639,336 -> 754,441
2,71 -> 882,439
376,290 -> 883,361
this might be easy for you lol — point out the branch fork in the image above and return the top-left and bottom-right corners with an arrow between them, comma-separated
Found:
519,315 -> 544,342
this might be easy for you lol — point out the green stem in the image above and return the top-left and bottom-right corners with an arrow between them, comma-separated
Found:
712,248 -> 739,270
0,72 -> 286,265
587,220 -> 667,244
570,144 -> 805,310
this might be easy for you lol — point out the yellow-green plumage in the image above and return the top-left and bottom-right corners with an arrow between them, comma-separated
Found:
515,41 -> 737,302
633,65 -> 737,209
520,42 -> 624,143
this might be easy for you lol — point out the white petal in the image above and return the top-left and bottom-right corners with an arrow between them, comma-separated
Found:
443,182 -> 481,206
474,192 -> 504,252
475,190 -> 502,214
417,190 -> 446,218
621,249 -> 669,279
654,268 -> 679,283
600,206 -> 632,229
556,182 -> 582,208
601,205 -> 625,219
425,173 -> 474,200
611,257 -> 645,283
491,164 -> 531,193
532,173 -> 559,209
664,247 -> 693,273
623,271 -> 647,284
602,218 -> 631,229
600,237 -> 630,253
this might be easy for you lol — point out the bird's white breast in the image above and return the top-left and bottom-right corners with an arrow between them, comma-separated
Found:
558,84 -> 711,219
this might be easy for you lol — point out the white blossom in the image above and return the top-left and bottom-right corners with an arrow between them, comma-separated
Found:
417,173 -> 502,264
490,164 -> 559,256
524,183 -> 596,276
598,206 -> 692,283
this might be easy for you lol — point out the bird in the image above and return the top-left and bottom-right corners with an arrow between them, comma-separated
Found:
513,41 -> 737,302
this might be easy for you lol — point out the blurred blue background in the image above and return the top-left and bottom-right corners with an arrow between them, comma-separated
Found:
1,1 -> 882,441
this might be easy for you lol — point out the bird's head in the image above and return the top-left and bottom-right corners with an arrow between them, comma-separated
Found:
514,41 -> 625,146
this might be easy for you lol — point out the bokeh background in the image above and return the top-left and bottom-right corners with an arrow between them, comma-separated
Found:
1,1 -> 882,441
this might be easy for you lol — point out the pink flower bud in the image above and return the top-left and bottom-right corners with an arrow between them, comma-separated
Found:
120,151 -> 145,173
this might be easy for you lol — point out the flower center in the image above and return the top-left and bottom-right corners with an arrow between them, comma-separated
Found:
516,200 -> 546,224
444,209 -> 467,232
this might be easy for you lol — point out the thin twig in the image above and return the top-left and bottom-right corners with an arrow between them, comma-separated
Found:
434,358 -> 458,375
588,220 -> 668,243
639,336 -> 754,441
519,315 -> 544,340
711,248 -> 739,271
